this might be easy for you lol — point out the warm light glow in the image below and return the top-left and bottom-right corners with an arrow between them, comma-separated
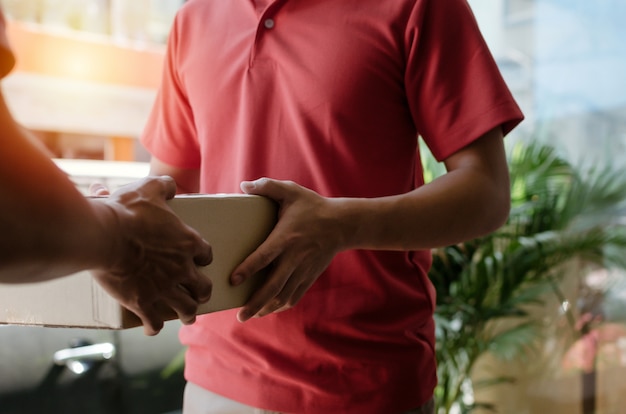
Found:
5,20 -> 165,88
64,53 -> 91,79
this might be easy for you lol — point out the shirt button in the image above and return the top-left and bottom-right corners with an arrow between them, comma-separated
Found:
264,18 -> 275,29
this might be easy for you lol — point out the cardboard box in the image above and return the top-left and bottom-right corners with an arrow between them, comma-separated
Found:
0,194 -> 277,329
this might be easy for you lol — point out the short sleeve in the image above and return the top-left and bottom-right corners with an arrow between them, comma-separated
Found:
141,12 -> 201,169
0,10 -> 16,79
404,0 -> 524,161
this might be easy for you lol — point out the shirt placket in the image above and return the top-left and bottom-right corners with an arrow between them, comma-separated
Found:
249,0 -> 288,67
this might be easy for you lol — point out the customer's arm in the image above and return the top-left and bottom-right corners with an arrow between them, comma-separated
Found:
0,91 -> 213,335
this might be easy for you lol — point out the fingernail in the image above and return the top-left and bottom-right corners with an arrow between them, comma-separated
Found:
237,310 -> 250,323
240,181 -> 255,192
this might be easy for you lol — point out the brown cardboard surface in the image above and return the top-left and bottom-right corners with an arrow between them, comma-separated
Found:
0,194 -> 277,329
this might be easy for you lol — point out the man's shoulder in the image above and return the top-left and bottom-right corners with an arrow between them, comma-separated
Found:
177,0 -> 236,16
174,0 -> 246,33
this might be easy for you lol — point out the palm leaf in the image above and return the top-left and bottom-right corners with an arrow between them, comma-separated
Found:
428,139 -> 626,413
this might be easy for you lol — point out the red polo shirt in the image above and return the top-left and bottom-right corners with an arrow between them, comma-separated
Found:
142,0 -> 523,413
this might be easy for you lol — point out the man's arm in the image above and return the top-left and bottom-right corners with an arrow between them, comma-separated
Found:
148,156 -> 201,194
147,127 -> 510,322
338,126 -> 511,250
0,91 -> 212,335
231,127 -> 510,321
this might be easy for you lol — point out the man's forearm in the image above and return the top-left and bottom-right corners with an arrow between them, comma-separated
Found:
334,128 -> 511,251
333,167 -> 510,252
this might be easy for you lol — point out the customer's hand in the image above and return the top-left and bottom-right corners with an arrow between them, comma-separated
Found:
232,178 -> 343,322
90,176 -> 212,335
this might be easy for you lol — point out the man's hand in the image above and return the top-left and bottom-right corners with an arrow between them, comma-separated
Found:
232,178 -> 343,322
91,176 -> 212,335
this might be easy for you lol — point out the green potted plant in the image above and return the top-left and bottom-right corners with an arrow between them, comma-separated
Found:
427,140 -> 626,413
